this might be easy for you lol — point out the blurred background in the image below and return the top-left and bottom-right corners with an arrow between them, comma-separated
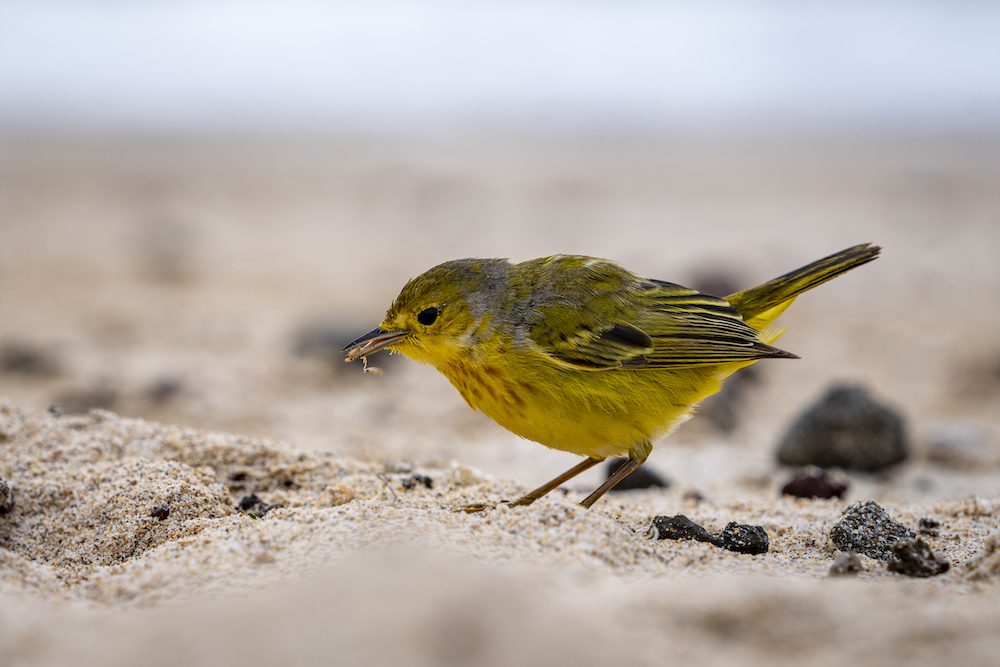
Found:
1,0 -> 999,499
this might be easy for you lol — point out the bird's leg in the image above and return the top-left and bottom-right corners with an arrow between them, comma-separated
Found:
460,457 -> 604,512
509,456 -> 605,507
578,440 -> 652,509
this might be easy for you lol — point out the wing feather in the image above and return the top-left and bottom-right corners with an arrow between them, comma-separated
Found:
523,263 -> 795,370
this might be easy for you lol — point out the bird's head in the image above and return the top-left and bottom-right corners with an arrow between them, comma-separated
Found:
342,258 -> 511,367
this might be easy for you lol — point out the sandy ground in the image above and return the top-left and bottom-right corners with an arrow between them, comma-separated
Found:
1,135 -> 1000,665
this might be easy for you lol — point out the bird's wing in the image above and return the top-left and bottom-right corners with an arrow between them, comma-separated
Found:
526,277 -> 794,371
634,280 -> 796,368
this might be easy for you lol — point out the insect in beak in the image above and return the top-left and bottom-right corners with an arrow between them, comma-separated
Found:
342,327 -> 410,362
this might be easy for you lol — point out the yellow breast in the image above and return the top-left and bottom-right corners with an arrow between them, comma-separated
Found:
434,347 -> 744,459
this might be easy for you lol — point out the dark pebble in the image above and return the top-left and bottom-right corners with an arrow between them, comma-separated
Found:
401,474 -> 434,490
147,377 -> 183,404
648,514 -> 769,554
236,494 -> 277,518
149,506 -> 170,521
918,517 -> 941,536
649,514 -> 717,544
781,469 -> 848,499
829,500 -> 915,562
682,489 -> 706,504
829,551 -> 863,576
0,477 -> 14,515
887,539 -> 950,577
0,343 -> 60,377
719,521 -> 769,554
777,384 -> 908,472
606,459 -> 669,491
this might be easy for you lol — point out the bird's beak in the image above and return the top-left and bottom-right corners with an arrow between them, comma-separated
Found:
342,327 -> 410,362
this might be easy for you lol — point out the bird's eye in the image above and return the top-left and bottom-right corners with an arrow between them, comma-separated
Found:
417,307 -> 439,326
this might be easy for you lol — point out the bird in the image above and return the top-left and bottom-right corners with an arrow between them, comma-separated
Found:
343,243 -> 880,509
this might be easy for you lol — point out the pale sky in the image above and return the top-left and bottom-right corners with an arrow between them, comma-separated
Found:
1,1 -> 998,135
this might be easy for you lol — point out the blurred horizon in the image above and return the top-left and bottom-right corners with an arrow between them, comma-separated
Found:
2,1 -> 999,139
2,0 -> 1000,499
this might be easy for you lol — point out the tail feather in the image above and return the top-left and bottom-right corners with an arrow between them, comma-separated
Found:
726,243 -> 881,331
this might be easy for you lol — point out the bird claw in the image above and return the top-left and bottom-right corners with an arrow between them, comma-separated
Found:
459,503 -> 493,513
457,500 -> 513,513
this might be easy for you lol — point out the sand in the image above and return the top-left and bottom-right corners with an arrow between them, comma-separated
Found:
1,136 -> 999,665
2,400 -> 999,666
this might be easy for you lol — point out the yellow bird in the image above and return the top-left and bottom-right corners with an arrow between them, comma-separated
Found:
344,244 -> 880,509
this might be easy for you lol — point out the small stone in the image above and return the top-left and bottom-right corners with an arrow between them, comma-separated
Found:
605,458 -> 669,491
777,384 -> 908,472
648,514 -> 718,544
648,515 -> 768,554
401,474 -> 434,490
829,500 -> 916,562
719,522 -> 769,554
918,517 -> 941,536
149,506 -> 170,521
682,489 -> 706,503
0,343 -> 60,376
0,476 -> 14,515
887,539 -> 950,578
829,550 -> 864,576
781,468 -> 849,499
147,377 -> 184,404
236,494 -> 276,518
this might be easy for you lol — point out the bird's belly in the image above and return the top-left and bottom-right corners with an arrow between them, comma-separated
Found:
441,357 -> 730,458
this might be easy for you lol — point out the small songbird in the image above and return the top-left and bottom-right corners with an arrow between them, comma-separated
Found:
343,244 -> 880,509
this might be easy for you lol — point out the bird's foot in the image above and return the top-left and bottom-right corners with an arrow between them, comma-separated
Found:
457,499 -> 515,513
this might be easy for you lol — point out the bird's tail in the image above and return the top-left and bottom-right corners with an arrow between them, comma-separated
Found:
726,243 -> 881,332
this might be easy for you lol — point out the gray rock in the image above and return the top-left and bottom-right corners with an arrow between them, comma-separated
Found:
830,500 -> 915,562
777,384 -> 907,472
